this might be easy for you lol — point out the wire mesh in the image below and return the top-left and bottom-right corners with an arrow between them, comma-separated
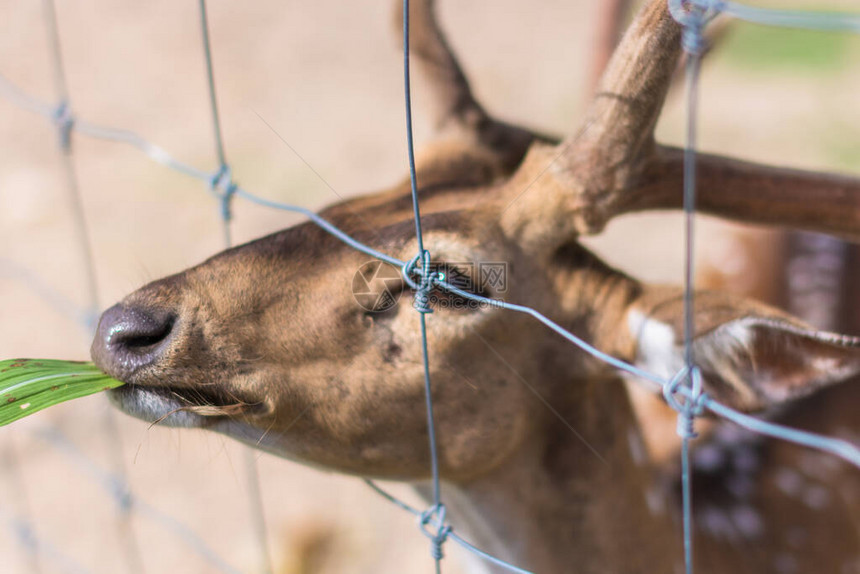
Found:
0,0 -> 858,572
196,1 -> 273,571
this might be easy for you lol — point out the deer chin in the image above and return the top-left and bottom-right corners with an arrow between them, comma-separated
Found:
108,384 -> 266,428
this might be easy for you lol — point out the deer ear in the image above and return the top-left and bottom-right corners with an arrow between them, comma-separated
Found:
626,289 -> 860,412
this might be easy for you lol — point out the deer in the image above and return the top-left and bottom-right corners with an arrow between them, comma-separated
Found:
89,1 -> 860,572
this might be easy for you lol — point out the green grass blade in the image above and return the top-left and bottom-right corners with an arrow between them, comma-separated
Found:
0,358 -> 123,427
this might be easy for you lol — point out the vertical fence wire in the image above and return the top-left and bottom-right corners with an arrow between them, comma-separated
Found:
679,36 -> 703,574
669,2 -> 860,573
401,1 -> 449,572
198,2 -> 273,573
43,1 -> 147,572
42,0 -> 97,326
669,3 -> 716,572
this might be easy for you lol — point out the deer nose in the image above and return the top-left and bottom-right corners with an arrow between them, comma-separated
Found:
91,303 -> 176,380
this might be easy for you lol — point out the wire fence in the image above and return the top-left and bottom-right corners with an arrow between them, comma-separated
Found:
0,0 -> 269,572
1,0 -> 859,573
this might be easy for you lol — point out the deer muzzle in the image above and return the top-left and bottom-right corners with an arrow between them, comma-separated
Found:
91,302 -> 176,381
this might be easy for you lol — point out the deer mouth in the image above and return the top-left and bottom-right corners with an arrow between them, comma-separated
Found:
109,383 -> 266,428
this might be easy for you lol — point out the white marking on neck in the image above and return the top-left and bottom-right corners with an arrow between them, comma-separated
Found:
626,310 -> 683,380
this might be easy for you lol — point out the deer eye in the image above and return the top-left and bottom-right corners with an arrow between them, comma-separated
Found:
363,260 -> 490,320
427,262 -> 488,312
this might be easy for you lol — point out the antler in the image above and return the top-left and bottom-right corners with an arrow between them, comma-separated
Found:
588,0 -> 634,96
502,0 -> 860,252
396,0 -> 547,173
631,148 -> 860,241
568,0 -> 681,178
395,0 -> 479,134
501,0 -> 681,249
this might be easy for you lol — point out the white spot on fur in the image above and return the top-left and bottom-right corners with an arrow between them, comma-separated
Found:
730,506 -> 764,539
714,423 -> 751,444
726,475 -> 756,501
699,507 -> 738,543
802,485 -> 830,510
774,468 -> 804,498
799,452 -> 839,482
692,443 -> 725,472
733,446 -> 760,473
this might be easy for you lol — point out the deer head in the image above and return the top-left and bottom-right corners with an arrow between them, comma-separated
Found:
91,1 -> 860,571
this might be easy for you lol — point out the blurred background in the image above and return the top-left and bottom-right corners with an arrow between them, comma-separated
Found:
0,0 -> 858,572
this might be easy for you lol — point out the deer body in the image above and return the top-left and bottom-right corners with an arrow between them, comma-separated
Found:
90,2 -> 860,572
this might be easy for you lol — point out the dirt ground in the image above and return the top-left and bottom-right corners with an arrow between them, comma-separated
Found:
0,1 -> 858,573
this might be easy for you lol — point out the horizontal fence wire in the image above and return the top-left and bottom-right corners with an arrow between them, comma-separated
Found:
1,0 -> 859,572
712,0 -> 860,31
34,426 -> 243,574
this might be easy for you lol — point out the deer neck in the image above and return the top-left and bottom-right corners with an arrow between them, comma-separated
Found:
414,379 -> 682,574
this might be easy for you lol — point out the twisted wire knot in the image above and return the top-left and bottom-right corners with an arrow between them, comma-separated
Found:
110,476 -> 134,513
210,164 -> 238,221
663,366 -> 708,439
418,503 -> 452,561
52,101 -> 75,152
668,0 -> 718,56
402,249 -> 437,314
13,518 -> 37,551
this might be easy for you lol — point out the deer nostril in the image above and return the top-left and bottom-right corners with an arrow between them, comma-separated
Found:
91,303 -> 176,380
109,314 -> 173,348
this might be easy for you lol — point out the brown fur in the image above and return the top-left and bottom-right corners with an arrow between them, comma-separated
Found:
92,1 -> 860,572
